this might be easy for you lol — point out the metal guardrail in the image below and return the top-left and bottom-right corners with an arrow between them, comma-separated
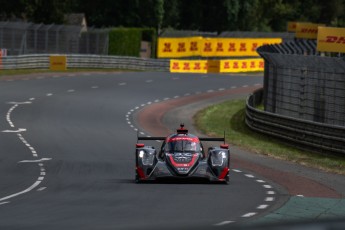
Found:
0,54 -> 170,71
246,88 -> 345,155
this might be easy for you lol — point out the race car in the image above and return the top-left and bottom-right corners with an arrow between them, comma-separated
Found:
135,124 -> 230,184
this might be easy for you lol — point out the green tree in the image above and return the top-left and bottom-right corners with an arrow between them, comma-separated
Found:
0,0 -> 25,20
22,0 -> 73,24
162,0 -> 180,29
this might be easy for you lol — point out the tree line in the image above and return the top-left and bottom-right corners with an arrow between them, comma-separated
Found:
1,0 -> 344,32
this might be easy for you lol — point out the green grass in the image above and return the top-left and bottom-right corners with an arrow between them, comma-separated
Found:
194,99 -> 345,175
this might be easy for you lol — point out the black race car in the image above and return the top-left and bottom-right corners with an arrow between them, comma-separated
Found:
135,124 -> 230,184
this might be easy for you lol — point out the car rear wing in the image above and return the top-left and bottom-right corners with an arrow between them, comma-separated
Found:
137,136 -> 225,142
137,136 -> 166,141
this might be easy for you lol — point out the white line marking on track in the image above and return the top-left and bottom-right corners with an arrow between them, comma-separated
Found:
256,179 -> 265,183
214,221 -> 235,226
37,187 -> 46,192
265,197 -> 275,202
0,201 -> 10,205
232,169 -> 242,173
0,180 -> 41,202
257,204 -> 269,209
2,128 -> 27,133
7,101 -> 32,105
67,89 -> 75,93
29,98 -> 35,101
19,158 -> 52,163
263,184 -> 272,189
119,82 -> 126,86
242,212 -> 257,218
245,174 -> 254,178
91,86 -> 99,89
46,93 -> 53,96
267,191 -> 275,195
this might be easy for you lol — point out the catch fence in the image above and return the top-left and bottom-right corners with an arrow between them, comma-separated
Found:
0,21 -> 108,55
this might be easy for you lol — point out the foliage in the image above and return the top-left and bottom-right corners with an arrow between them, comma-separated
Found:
108,28 -> 142,57
1,0 -> 344,31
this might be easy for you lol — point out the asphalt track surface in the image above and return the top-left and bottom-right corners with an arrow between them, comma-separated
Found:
0,72 -> 343,229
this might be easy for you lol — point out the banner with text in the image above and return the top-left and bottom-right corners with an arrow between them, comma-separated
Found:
159,38 -> 282,58
317,27 -> 345,53
220,58 -> 264,73
295,23 -> 325,39
287,22 -> 297,32
170,58 -> 264,73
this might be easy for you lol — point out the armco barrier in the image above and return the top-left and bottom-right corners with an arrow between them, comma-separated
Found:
246,88 -> 345,155
0,54 -> 170,71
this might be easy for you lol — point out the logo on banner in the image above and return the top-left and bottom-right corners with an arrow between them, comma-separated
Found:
241,62 -> 247,69
317,27 -> 345,53
224,62 -> 230,69
323,36 -> 345,43
259,61 -> 264,68
204,42 -> 212,52
216,42 -> 224,52
250,61 -> 256,68
190,42 -> 198,51
240,43 -> 247,51
163,43 -> 172,52
233,61 -> 239,69
251,43 -> 258,51
228,43 -> 236,52
183,63 -> 190,70
194,62 -> 201,70
172,62 -> 180,70
177,42 -> 186,52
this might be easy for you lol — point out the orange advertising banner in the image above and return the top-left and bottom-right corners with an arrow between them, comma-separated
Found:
220,58 -> 264,73
50,55 -> 67,71
159,38 -> 282,58
317,27 -> 345,53
170,58 -> 264,73
170,60 -> 208,73
295,23 -> 325,39
158,37 -> 203,58
287,22 -> 297,32
201,38 -> 281,57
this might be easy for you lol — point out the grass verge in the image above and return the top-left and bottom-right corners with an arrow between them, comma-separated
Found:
194,99 -> 345,175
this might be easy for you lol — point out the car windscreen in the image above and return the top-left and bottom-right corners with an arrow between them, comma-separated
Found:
166,140 -> 200,152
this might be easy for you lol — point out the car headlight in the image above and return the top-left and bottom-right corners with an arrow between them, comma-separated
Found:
210,151 -> 226,166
